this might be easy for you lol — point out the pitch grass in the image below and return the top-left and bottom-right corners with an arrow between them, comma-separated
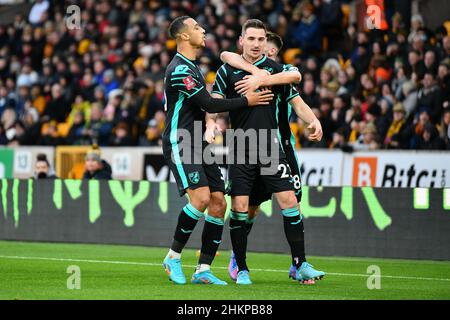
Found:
0,241 -> 449,300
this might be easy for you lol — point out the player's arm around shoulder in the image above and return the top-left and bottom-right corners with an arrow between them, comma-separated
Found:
260,62 -> 301,86
234,62 -> 301,95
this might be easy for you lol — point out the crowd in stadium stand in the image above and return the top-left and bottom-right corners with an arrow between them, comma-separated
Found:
0,0 -> 449,151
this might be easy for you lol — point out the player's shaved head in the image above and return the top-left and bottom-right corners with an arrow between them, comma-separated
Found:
168,16 -> 190,39
241,19 -> 267,36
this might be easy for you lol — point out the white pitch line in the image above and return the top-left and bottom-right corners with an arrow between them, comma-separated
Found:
1,255 -> 449,282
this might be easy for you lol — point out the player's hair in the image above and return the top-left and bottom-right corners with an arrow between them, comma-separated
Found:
168,16 -> 190,39
266,31 -> 283,51
241,19 -> 267,36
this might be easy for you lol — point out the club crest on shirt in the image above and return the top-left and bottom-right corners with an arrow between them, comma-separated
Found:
189,171 -> 200,184
183,75 -> 197,90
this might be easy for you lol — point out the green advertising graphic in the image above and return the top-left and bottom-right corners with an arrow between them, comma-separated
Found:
0,179 -> 449,230
0,149 -> 14,179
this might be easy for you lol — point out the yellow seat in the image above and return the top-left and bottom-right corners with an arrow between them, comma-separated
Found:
67,162 -> 85,179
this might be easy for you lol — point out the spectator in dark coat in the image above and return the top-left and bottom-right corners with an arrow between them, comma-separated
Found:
82,147 -> 112,180
43,83 -> 70,122
66,111 -> 87,145
291,2 -> 322,56
416,72 -> 442,123
315,0 -> 343,53
109,121 -> 133,146
417,123 -> 446,150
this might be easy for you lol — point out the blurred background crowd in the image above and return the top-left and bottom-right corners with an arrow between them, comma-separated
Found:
0,0 -> 449,151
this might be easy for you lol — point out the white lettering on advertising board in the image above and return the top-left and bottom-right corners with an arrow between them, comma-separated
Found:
344,151 -> 450,188
295,150 -> 344,186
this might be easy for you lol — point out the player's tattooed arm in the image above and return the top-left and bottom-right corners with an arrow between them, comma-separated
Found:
290,95 -> 323,142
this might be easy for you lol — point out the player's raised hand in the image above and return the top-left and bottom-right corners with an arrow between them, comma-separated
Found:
307,119 -> 323,141
245,89 -> 274,106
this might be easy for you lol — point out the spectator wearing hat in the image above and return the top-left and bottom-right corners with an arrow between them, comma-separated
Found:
82,146 -> 112,180
351,122 -> 379,151
408,14 -> 425,44
140,118 -> 162,146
